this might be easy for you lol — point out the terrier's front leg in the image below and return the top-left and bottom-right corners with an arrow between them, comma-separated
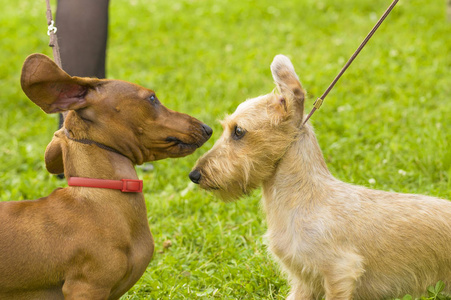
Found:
286,288 -> 315,300
286,278 -> 316,300
324,277 -> 355,300
322,253 -> 364,300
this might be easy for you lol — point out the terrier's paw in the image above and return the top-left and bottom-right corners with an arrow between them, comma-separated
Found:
270,54 -> 299,83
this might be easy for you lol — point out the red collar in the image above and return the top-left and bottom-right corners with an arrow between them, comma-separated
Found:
68,177 -> 143,193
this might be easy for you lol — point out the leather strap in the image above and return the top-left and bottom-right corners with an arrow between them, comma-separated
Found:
45,0 -> 62,68
64,129 -> 126,158
303,0 -> 399,125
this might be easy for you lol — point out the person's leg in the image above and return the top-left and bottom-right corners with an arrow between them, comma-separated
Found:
56,0 -> 110,129
55,0 -> 110,79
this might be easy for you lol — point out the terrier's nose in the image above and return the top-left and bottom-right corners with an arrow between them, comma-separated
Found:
189,169 -> 202,184
202,124 -> 213,137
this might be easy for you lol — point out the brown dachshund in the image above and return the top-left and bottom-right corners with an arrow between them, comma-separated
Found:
0,54 -> 212,299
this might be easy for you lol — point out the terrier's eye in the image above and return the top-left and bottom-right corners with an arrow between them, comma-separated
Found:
232,126 -> 246,140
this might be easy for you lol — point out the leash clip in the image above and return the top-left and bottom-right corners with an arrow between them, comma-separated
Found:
47,20 -> 57,35
313,98 -> 324,110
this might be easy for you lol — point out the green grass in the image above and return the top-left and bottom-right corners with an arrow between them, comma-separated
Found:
1,0 -> 450,299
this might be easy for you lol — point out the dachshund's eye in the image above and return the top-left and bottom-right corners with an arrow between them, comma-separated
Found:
148,95 -> 156,103
232,126 -> 246,140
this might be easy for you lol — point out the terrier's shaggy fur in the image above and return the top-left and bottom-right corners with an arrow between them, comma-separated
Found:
190,55 -> 451,299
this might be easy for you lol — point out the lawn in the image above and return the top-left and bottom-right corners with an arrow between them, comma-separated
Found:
0,0 -> 450,299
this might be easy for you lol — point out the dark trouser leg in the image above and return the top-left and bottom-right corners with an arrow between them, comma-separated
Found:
56,0 -> 110,129
55,0 -> 109,79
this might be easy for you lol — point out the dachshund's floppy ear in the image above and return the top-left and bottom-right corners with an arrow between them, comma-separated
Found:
21,53 -> 100,114
45,130 -> 65,175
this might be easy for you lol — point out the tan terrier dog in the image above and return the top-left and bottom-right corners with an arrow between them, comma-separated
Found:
190,55 -> 451,299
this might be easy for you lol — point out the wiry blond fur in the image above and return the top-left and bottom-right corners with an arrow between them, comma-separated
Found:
191,55 -> 451,299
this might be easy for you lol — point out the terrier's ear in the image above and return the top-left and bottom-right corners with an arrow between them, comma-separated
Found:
270,55 -> 306,126
45,130 -> 65,175
267,93 -> 289,125
21,53 -> 100,114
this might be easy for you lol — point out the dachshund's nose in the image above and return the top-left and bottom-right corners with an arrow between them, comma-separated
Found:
202,124 -> 213,137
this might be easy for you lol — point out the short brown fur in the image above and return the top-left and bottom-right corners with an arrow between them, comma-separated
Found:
0,54 -> 211,299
